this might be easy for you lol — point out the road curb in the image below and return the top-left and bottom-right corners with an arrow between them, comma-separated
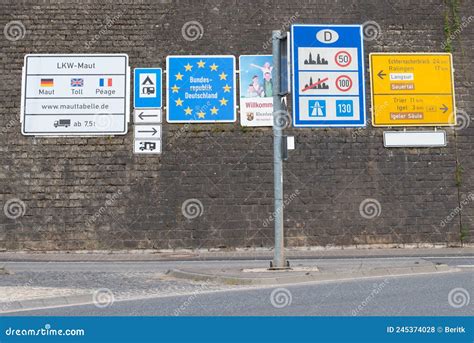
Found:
1,247 -> 473,262
0,293 -> 94,314
166,264 -> 455,286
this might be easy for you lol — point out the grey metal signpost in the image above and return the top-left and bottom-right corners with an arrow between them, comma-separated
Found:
271,30 -> 288,269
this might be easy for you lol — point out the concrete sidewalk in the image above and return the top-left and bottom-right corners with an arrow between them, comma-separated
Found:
0,267 -> 245,314
0,246 -> 473,262
166,257 -> 456,285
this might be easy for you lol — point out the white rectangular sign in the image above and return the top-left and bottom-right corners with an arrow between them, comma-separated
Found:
134,139 -> 161,154
287,136 -> 295,150
238,55 -> 274,127
21,54 -> 129,136
133,109 -> 162,124
134,125 -> 161,139
383,131 -> 447,147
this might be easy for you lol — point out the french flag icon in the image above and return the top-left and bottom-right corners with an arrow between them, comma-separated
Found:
99,78 -> 112,87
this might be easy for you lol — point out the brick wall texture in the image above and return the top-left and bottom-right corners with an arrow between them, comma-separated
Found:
0,0 -> 473,251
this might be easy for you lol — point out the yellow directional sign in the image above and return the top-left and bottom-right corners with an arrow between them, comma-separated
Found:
370,53 -> 456,127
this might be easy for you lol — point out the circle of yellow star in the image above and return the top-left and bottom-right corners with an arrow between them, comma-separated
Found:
210,63 -> 218,71
197,111 -> 206,119
184,107 -> 193,115
171,85 -> 180,93
219,72 -> 227,80
223,84 -> 231,93
197,60 -> 206,68
184,63 -> 193,71
175,98 -> 183,106
219,98 -> 228,106
175,72 -> 183,81
210,106 -> 219,115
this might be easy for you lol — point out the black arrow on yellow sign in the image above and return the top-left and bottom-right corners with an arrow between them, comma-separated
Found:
377,70 -> 387,80
440,104 -> 449,113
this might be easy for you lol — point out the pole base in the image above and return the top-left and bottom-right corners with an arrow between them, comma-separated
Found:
269,260 -> 291,270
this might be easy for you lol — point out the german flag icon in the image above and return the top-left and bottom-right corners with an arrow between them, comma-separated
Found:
40,78 -> 54,87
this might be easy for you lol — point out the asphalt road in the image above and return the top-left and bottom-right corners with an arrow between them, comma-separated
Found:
5,263 -> 473,316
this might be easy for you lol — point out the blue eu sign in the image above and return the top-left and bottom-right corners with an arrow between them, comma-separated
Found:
166,55 -> 236,123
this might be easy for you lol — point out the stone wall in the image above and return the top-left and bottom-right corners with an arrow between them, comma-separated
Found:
0,0 -> 472,250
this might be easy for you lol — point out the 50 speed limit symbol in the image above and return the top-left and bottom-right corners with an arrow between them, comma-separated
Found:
335,50 -> 352,67
335,75 -> 352,92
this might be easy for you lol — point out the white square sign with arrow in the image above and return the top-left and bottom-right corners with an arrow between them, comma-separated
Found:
134,125 -> 161,139
133,109 -> 162,124
133,125 -> 161,154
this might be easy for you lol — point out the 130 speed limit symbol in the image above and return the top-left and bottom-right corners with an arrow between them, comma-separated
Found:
335,75 -> 352,92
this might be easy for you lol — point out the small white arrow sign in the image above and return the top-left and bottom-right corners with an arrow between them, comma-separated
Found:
134,139 -> 161,154
133,108 -> 162,123
134,125 -> 161,139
